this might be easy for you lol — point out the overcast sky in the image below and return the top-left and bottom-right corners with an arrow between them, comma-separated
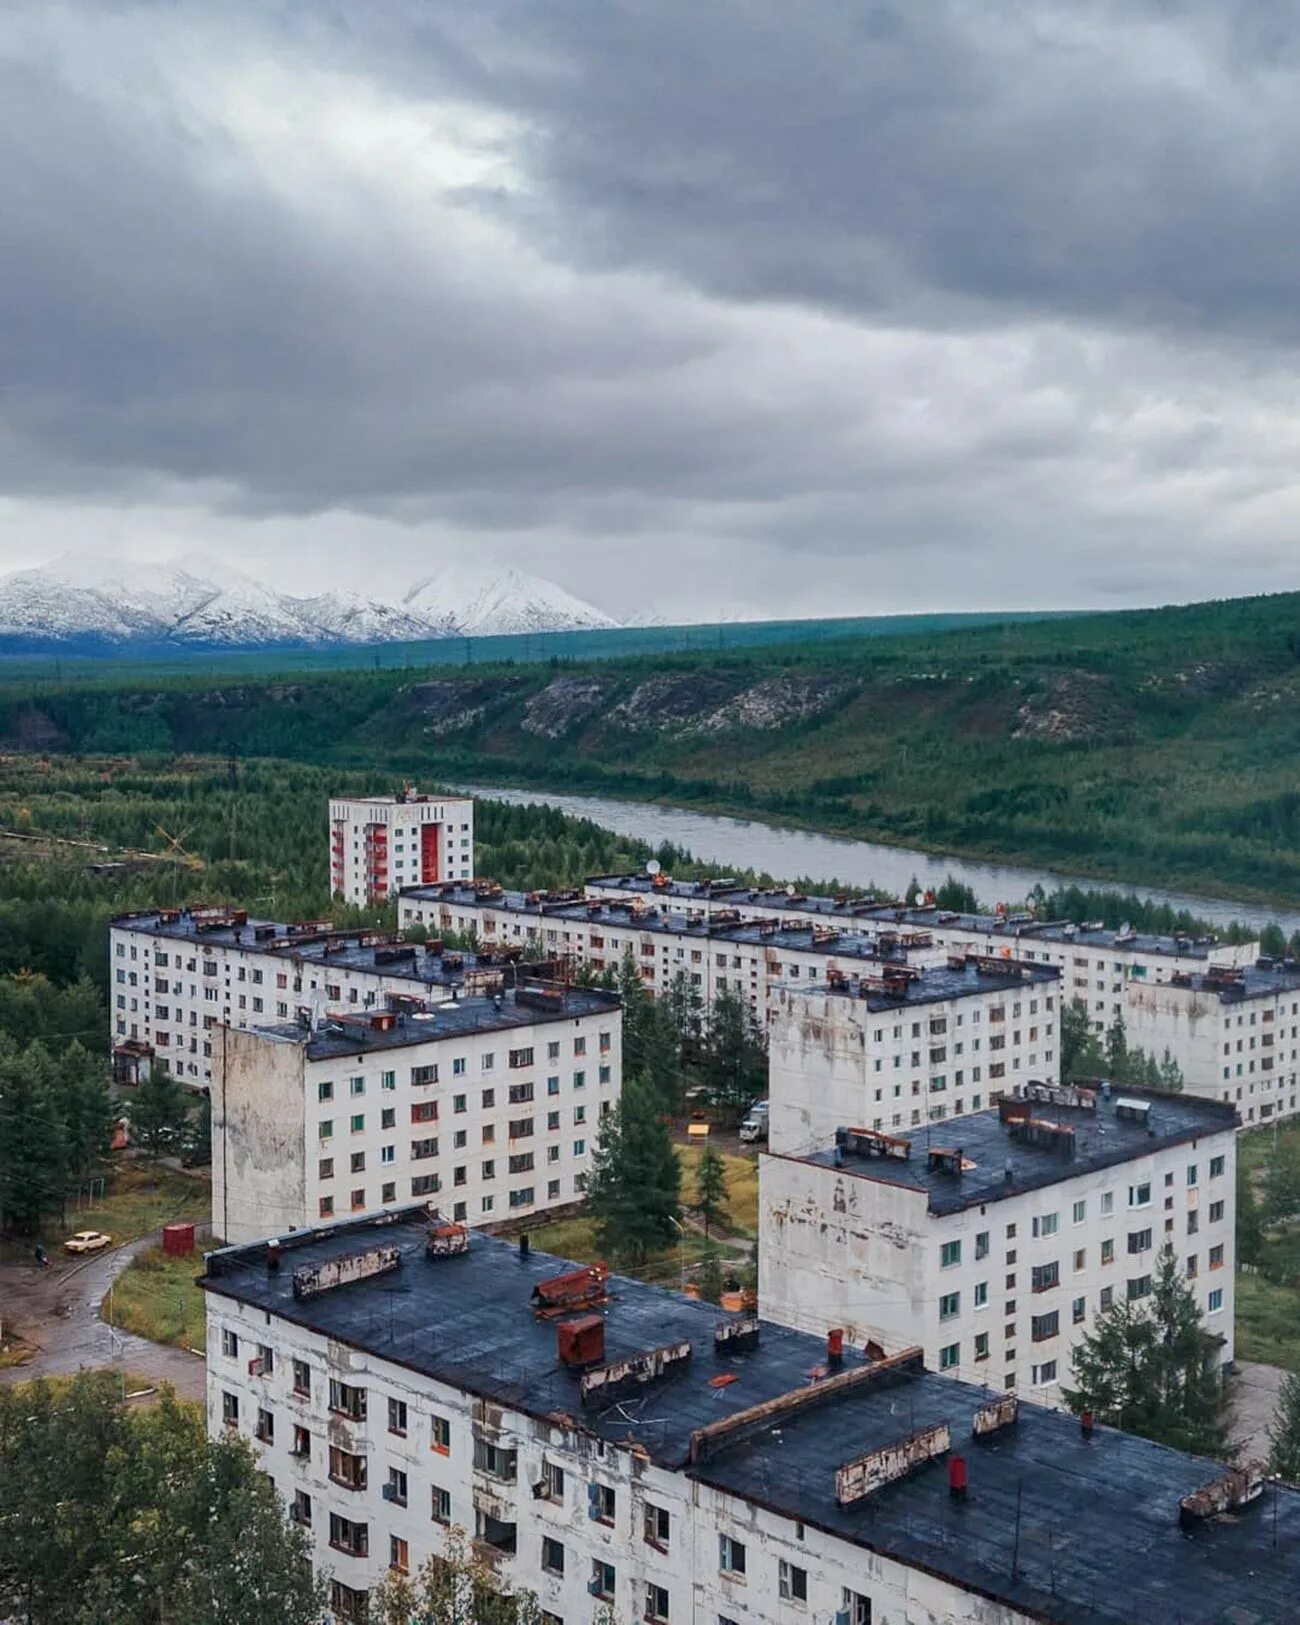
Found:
2,1 -> 1299,623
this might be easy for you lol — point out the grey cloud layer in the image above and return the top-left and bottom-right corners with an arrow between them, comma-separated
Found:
1,1 -> 1298,617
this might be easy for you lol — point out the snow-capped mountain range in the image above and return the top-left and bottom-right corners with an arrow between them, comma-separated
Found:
0,554 -> 619,649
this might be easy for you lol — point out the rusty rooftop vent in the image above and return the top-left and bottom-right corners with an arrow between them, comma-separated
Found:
714,1315 -> 759,1356
1006,1116 -> 1076,1158
926,1146 -> 964,1177
531,1261 -> 610,1318
557,1313 -> 605,1368
836,1421 -> 951,1506
292,1244 -> 400,1300
836,1125 -> 912,1162
426,1220 -> 469,1259
579,1339 -> 692,1406
1179,1461 -> 1266,1528
1018,1080 -> 1098,1113
972,1395 -> 1019,1438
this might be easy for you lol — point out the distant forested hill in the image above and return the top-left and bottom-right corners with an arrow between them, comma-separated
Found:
2,589 -> 1300,904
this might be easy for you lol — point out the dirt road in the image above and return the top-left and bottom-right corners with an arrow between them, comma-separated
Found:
0,1229 -> 207,1401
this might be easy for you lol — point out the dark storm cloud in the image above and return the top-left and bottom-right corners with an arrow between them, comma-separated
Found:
0,1 -> 1299,618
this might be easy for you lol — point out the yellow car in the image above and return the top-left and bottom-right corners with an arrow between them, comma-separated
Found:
63,1230 -> 112,1254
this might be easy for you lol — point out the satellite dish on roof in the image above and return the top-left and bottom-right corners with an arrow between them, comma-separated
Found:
912,891 -> 924,907
646,859 -> 661,876
786,884 -> 797,897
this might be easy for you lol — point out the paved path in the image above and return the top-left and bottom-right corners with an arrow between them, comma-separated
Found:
0,1229 -> 207,1401
1228,1359 -> 1286,1462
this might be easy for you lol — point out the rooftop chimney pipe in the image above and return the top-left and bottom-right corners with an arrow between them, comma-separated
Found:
827,1327 -> 844,1367
519,1233 -> 530,1258
948,1454 -> 968,1500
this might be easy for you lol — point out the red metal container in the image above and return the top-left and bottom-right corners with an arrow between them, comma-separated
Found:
162,1222 -> 196,1257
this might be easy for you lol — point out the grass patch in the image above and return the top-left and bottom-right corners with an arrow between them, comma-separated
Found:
52,1160 -> 209,1250
103,1245 -> 206,1351
0,1331 -> 36,1369
677,1144 -> 759,1237
1235,1268 -> 1300,1369
529,1215 -> 720,1291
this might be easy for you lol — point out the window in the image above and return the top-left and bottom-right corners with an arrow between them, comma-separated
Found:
1031,1261 -> 1060,1293
542,1536 -> 565,1576
431,1486 -> 451,1523
842,1590 -> 873,1625
411,1063 -> 438,1086
973,1280 -> 989,1308
644,1502 -> 670,1548
645,1582 -> 670,1622
328,1380 -> 366,1421
317,1081 -> 334,1102
1127,1275 -> 1153,1301
1127,1228 -> 1152,1254
350,1151 -> 366,1174
1209,1200 -> 1225,1223
588,1482 -> 616,1524
388,1397 -> 407,1436
1072,1199 -> 1087,1224
540,1458 -> 565,1501
482,1089 -> 496,1110
1073,1295 -> 1087,1324
509,1046 -> 534,1069
385,1467 -> 408,1508
779,1561 -> 808,1603
975,1230 -> 990,1259
1032,1212 -> 1059,1238
1209,1155 -> 1225,1178
329,1581 -> 369,1623
291,1425 -> 310,1459
292,1358 -> 310,1396
1032,1360 -> 1058,1385
1129,1182 -> 1151,1208
590,1560 -> 616,1602
255,1408 -> 274,1444
1209,1243 -> 1225,1269
974,1330 -> 990,1361
221,1327 -> 239,1359
1101,1238 -> 1115,1265
221,1391 -> 239,1428
329,1445 -> 367,1490
1100,1190 -> 1115,1216
350,1075 -> 365,1097
939,1290 -> 960,1321
939,1239 -> 961,1268
381,1070 -> 395,1091
291,1489 -> 311,1526
318,1196 -> 334,1218
1208,1288 -> 1224,1313
390,1535 -> 409,1574
328,1513 -> 368,1558
474,1438 -> 517,1481
350,1113 -> 365,1134
718,1533 -> 746,1576
318,1119 -> 333,1141
939,1342 -> 959,1370
1100,1286 -> 1114,1310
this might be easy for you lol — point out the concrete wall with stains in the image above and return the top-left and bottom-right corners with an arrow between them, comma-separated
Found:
213,1025 -> 307,1245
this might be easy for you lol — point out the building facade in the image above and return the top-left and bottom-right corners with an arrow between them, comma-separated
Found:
759,1082 -> 1238,1409
330,791 -> 474,904
201,1210 -> 1295,1625
1125,962 -> 1300,1126
767,962 -> 1061,1151
211,984 -> 621,1244
109,907 -> 539,1090
583,871 -> 1258,1030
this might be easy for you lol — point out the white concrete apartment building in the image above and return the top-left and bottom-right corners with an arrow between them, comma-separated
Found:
398,881 -> 949,1026
211,983 -> 621,1245
583,871 -> 1258,1031
199,1210 -> 1294,1625
1125,961 -> 1300,1126
330,790 -> 474,905
767,959 -> 1061,1154
759,1082 -> 1239,1409
109,906 -> 540,1090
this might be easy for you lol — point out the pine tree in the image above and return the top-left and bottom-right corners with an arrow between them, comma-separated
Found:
1061,998 -> 1104,1079
1268,1367 -> 1300,1485
1158,1047 -> 1184,1092
1237,1157 -> 1265,1268
1063,1244 -> 1226,1456
585,1079 -> 681,1266
694,1141 -> 728,1238
125,1063 -> 190,1160
0,1040 -> 66,1234
702,986 -> 768,1115
1104,1014 -> 1130,1081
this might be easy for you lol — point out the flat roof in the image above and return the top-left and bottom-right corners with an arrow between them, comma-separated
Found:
795,960 -> 1058,1012
202,1213 -> 1298,1625
583,874 -> 1249,960
110,909 -> 533,991
1165,965 -> 1300,1004
797,1085 -> 1238,1214
245,985 -> 620,1062
330,793 -> 472,808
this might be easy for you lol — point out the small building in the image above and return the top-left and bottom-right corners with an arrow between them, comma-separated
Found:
330,789 -> 474,904
200,1209 -> 1296,1625
1125,961 -> 1300,1126
767,960 -> 1062,1152
211,982 -> 621,1244
759,1082 -> 1238,1406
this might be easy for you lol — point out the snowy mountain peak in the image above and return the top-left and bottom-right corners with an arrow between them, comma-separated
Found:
0,554 -> 620,649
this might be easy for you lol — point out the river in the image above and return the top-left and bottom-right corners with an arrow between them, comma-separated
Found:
457,782 -> 1300,937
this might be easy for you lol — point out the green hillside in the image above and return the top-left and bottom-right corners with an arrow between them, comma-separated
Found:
2,589 -> 1299,904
